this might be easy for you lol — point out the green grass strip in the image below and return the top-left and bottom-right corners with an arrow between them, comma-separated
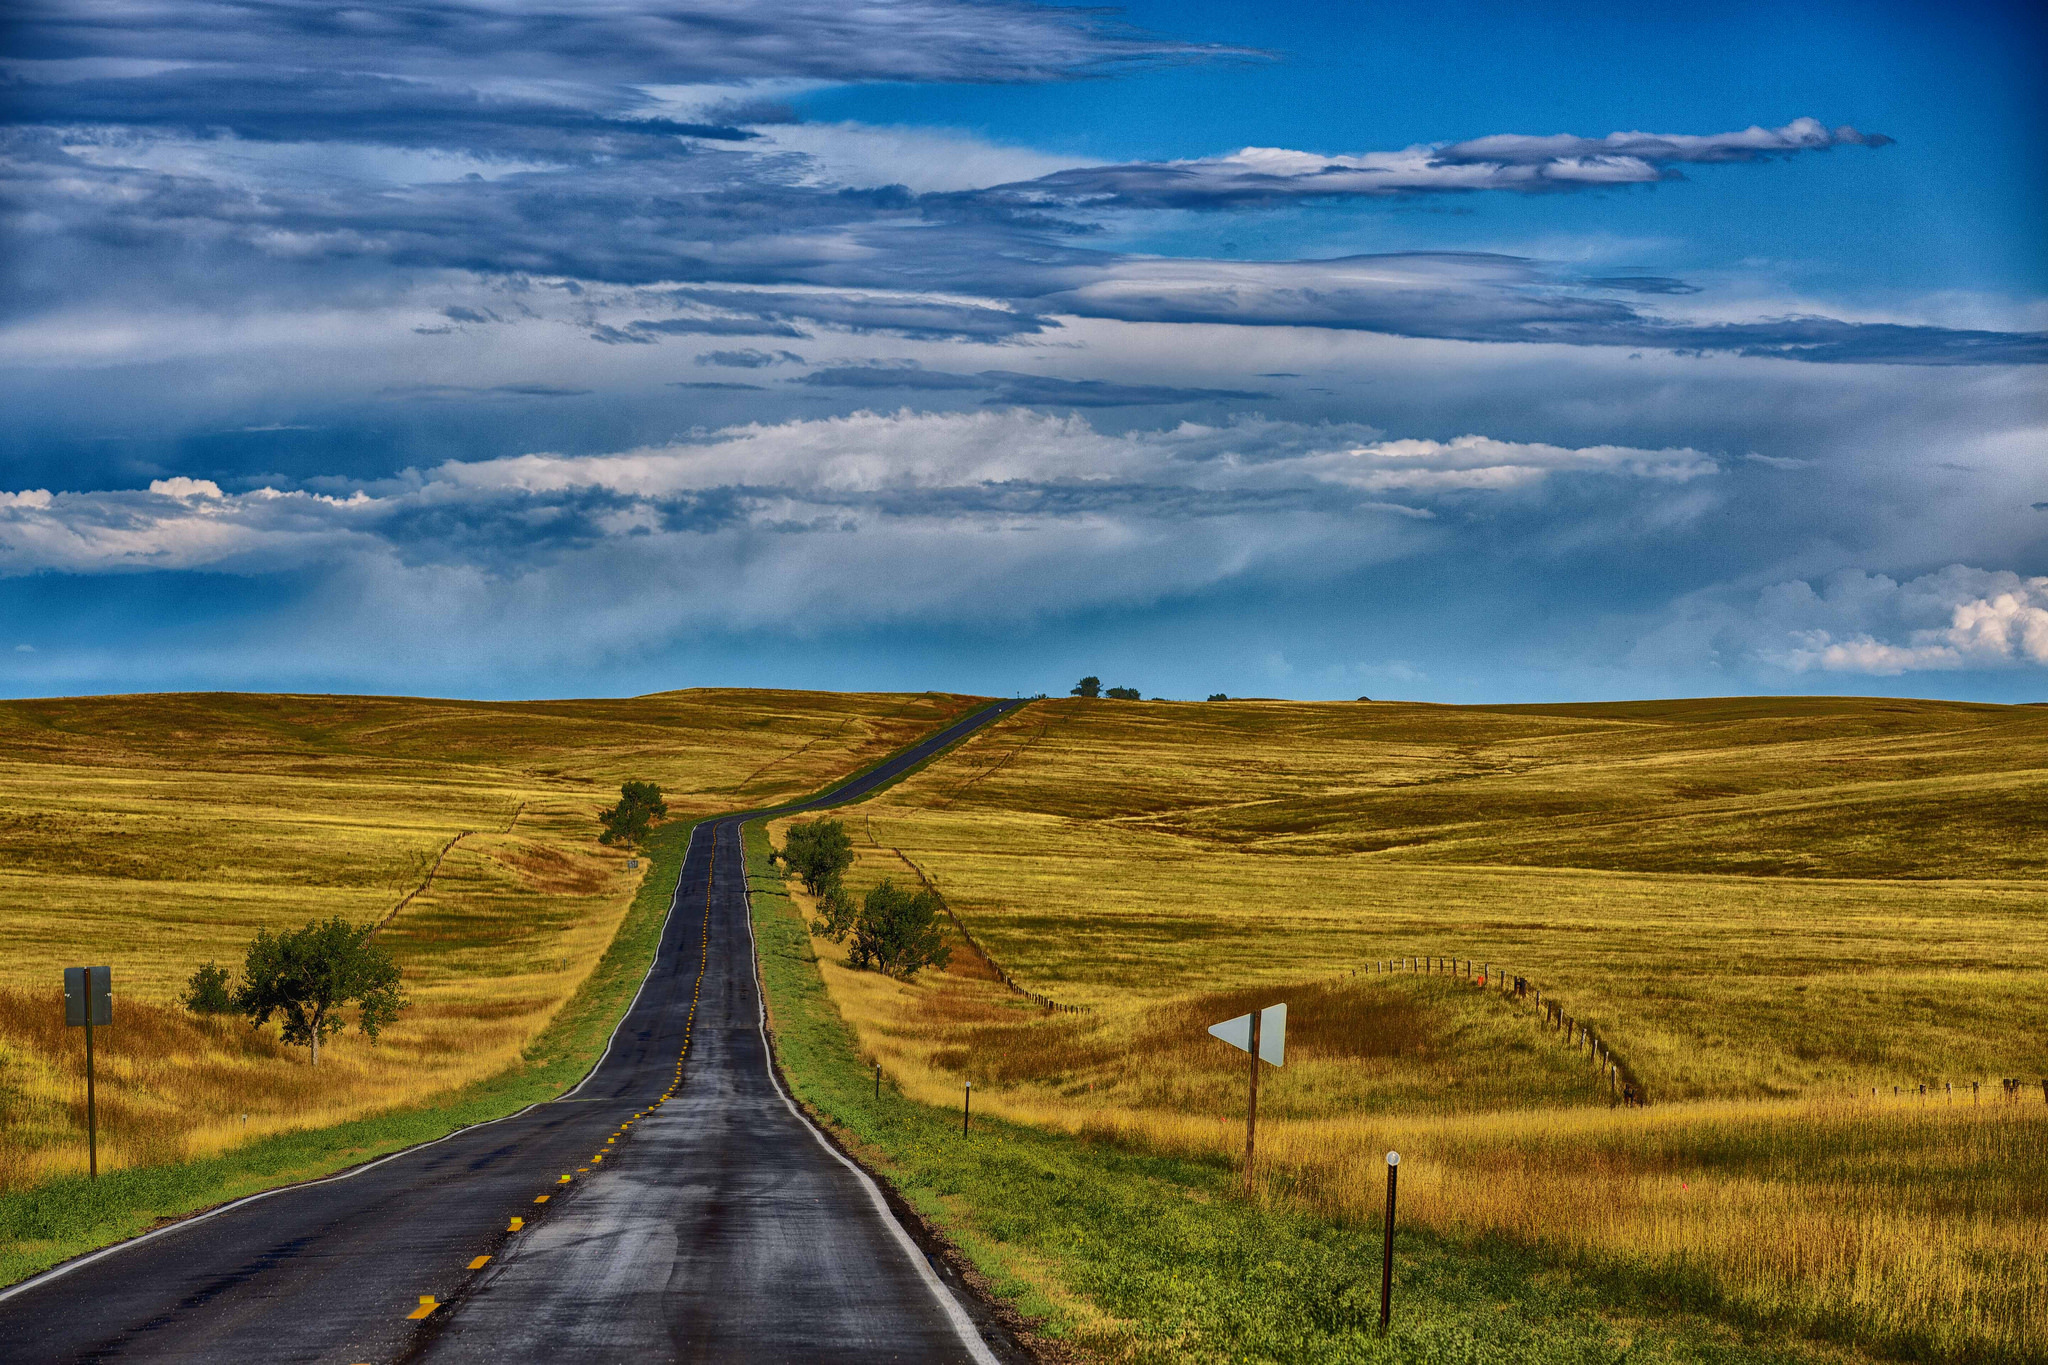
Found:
743,820 -> 1851,1365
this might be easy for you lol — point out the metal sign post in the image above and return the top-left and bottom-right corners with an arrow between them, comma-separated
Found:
1206,1002 -> 1285,1188
1379,1150 -> 1400,1334
64,966 -> 112,1178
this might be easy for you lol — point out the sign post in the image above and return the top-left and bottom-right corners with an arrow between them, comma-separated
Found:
1379,1150 -> 1399,1334
64,966 -> 112,1179
1206,1002 -> 1285,1188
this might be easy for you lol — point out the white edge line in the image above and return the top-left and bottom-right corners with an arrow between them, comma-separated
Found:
0,818 -> 707,1307
736,816 -> 1003,1365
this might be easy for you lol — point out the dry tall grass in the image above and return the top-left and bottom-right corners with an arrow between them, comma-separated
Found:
0,688 -> 975,1186
777,695 -> 2048,1361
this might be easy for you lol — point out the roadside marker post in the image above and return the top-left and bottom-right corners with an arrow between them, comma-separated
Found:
64,966 -> 111,1179
1379,1150 -> 1399,1336
962,1080 -> 972,1136
1207,1002 -> 1285,1188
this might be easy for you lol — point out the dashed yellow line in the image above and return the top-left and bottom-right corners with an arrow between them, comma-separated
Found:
407,1296 -> 438,1320
448,823 -> 731,1332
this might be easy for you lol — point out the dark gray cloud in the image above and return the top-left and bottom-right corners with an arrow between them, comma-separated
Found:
696,348 -> 804,368
1435,121 -> 1894,166
796,364 -> 1269,405
1033,253 -> 2048,364
967,119 -> 1892,210
0,68 -> 757,159
670,381 -> 766,390
9,0 -> 1234,86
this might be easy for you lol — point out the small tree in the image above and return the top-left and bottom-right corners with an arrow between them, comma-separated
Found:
1207,693 -> 1228,701
781,818 -> 854,894
1071,676 -> 1101,698
599,779 -> 667,846
182,961 -> 236,1016
811,881 -> 858,941
236,917 -> 407,1066
1104,685 -> 1140,700
846,878 -> 951,979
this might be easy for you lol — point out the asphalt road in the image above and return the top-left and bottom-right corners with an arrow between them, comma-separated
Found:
0,698 -> 1027,1364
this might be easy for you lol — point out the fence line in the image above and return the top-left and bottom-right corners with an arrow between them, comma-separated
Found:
371,829 -> 470,936
887,847 -> 1090,1015
1348,954 -> 1649,1106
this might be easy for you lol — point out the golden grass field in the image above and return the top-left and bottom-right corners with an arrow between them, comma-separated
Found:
0,688 -> 975,1188
774,694 -> 2048,1362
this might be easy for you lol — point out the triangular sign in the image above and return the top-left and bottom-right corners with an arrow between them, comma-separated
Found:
1206,1003 -> 1285,1067
1208,1011 -> 1252,1052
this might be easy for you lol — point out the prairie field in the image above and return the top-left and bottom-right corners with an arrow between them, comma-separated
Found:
772,694 -> 2048,1362
0,688 -> 975,1189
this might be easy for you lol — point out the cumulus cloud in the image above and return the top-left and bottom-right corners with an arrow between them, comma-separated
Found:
1764,569 -> 2048,673
975,119 -> 1892,209
1641,566 -> 2048,676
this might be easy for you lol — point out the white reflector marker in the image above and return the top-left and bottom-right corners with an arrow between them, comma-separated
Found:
1207,1003 -> 1285,1067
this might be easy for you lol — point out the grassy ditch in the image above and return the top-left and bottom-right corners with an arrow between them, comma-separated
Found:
744,822 -> 1853,1365
0,812 -> 695,1287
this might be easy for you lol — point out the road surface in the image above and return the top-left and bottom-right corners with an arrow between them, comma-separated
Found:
0,698 -> 1027,1364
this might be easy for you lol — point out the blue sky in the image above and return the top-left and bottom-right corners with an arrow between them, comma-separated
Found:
2,0 -> 2043,702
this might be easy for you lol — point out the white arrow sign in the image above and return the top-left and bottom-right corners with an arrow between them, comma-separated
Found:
1208,1003 -> 1285,1067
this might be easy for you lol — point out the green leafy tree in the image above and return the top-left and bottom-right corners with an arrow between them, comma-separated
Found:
1207,693 -> 1229,701
235,917 -> 407,1066
598,779 -> 667,846
846,878 -> 951,979
781,817 -> 854,894
1071,675 -> 1101,698
181,960 -> 236,1015
1105,685 -> 1140,700
811,881 -> 858,941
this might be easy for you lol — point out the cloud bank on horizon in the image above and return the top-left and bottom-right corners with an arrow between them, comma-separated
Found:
1,0 -> 2043,701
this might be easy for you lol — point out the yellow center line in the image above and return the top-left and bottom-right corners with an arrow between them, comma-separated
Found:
406,1296 -> 438,1320
467,1255 -> 491,1270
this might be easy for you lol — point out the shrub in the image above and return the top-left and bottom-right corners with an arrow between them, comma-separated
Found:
181,961 -> 236,1015
846,878 -> 951,979
1105,686 -> 1140,700
1071,676 -> 1102,698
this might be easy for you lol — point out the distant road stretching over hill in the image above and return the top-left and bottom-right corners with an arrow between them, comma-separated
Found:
0,699 -> 1026,1364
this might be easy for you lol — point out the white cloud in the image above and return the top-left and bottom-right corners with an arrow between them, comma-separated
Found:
0,411 -> 1716,657
1752,568 -> 2048,674
148,477 -> 226,500
989,119 -> 1892,208
1305,435 -> 1715,492
748,122 -> 1087,195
